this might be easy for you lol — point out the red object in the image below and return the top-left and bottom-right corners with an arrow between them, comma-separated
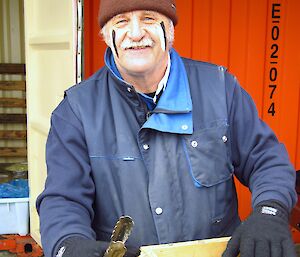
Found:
0,235 -> 43,257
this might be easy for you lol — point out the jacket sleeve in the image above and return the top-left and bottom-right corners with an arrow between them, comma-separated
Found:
226,73 -> 297,211
36,97 -> 96,257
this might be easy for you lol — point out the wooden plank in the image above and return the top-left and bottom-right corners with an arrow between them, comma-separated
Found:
140,237 -> 230,257
0,130 -> 27,140
0,81 -> 26,91
0,147 -> 27,157
0,98 -> 26,108
141,237 -> 300,256
0,63 -> 26,75
0,114 -> 27,124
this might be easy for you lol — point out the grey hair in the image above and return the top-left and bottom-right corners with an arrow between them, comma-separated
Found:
100,19 -> 175,48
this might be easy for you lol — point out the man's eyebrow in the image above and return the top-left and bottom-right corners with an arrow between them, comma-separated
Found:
143,11 -> 158,16
111,14 -> 127,21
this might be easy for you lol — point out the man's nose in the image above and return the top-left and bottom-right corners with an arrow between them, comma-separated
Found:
127,19 -> 145,41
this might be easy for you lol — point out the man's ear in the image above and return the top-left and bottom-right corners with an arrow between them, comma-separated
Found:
100,25 -> 111,46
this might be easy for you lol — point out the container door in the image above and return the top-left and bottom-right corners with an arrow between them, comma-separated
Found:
24,0 -> 77,244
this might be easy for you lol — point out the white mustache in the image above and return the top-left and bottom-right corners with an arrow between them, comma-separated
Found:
120,38 -> 154,50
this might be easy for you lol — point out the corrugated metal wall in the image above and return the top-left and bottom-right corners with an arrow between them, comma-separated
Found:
84,0 -> 300,238
0,0 -> 26,163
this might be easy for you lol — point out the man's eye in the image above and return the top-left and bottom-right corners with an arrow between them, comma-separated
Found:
144,16 -> 155,21
116,19 -> 127,25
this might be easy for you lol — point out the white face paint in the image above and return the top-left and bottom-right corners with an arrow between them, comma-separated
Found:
105,10 -> 170,76
155,22 -> 166,52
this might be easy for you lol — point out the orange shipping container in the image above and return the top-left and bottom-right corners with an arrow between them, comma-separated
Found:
83,0 -> 300,241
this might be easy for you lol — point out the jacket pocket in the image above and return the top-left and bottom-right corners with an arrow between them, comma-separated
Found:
210,204 -> 241,237
183,121 -> 234,187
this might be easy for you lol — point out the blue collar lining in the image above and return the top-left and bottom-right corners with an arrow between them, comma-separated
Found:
104,48 -> 193,134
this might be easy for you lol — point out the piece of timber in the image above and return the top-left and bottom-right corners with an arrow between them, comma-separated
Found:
0,114 -> 26,124
0,147 -> 27,157
0,81 -> 26,91
0,64 -> 25,75
0,98 -> 26,108
140,237 -> 231,257
0,130 -> 26,140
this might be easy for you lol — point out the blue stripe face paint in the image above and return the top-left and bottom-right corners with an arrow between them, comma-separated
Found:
160,21 -> 167,52
112,30 -> 119,58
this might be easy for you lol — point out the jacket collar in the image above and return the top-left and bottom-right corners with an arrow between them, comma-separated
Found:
104,48 -> 193,134
155,49 -> 192,113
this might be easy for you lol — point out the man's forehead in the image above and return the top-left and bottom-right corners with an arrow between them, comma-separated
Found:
112,10 -> 164,20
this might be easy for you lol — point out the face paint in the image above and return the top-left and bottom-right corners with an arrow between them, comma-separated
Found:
160,21 -> 167,52
151,22 -> 166,52
112,30 -> 119,58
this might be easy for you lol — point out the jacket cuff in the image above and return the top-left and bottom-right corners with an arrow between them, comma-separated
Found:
254,199 -> 289,221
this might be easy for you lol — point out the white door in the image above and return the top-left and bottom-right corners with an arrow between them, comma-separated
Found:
24,0 -> 77,244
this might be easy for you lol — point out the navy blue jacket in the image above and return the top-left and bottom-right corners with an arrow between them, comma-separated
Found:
36,49 -> 297,257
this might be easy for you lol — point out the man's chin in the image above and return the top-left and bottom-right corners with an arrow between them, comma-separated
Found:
123,62 -> 154,74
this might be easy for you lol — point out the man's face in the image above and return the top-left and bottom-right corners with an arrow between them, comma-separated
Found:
105,10 -> 172,76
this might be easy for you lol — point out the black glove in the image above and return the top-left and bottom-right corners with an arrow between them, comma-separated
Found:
56,236 -> 140,257
222,200 -> 296,257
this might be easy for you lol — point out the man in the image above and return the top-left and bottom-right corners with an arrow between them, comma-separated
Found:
36,1 -> 297,257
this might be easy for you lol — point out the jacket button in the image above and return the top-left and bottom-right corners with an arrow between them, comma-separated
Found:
143,144 -> 150,150
181,124 -> 188,130
191,141 -> 198,148
222,136 -> 228,143
155,207 -> 163,215
127,87 -> 132,92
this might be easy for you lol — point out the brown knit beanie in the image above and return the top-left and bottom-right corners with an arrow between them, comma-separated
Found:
98,0 -> 178,28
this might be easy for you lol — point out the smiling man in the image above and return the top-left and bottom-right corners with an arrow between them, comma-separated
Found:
36,1 -> 297,257
102,10 -> 172,92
